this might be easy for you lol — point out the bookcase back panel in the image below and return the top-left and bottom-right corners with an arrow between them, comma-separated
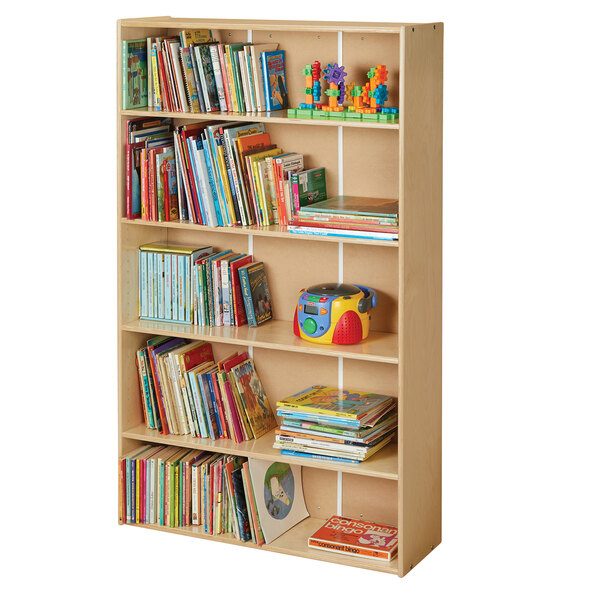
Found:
252,235 -> 339,323
342,32 -> 400,108
343,244 -> 399,333
252,348 -> 337,421
343,128 -> 399,200
120,331 -> 150,432
211,30 -> 249,44
342,474 -> 398,527
266,123 -> 339,199
302,468 -> 338,518
164,228 -> 250,256
252,30 -> 338,109
120,26 -> 171,41
342,359 -> 398,398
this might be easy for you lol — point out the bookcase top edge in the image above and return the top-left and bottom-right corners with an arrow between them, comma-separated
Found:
118,16 -> 443,34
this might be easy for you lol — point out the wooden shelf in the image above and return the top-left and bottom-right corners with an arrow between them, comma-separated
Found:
121,318 -> 399,364
122,424 -> 398,480
120,218 -> 399,247
122,108 -> 400,130
126,518 -> 398,575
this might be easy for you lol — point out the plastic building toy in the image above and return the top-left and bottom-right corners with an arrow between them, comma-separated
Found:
291,62 -> 399,123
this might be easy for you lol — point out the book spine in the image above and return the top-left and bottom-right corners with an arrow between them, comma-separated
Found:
210,45 -> 228,111
189,45 -> 207,113
221,259 -> 231,326
157,253 -> 164,319
280,449 -> 360,464
122,41 -> 128,109
238,267 -> 257,327
139,251 -> 147,317
151,45 -> 161,110
198,375 -> 217,440
217,44 -> 232,111
201,135 -> 224,226
224,47 -> 238,112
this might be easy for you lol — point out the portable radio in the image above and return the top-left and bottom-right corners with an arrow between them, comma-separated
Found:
293,283 -> 378,345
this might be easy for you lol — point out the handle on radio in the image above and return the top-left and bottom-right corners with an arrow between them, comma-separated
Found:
355,285 -> 377,313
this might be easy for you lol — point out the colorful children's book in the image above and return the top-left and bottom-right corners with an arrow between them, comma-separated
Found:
237,261 -> 272,327
122,39 -> 148,109
291,167 -> 327,213
261,50 -> 288,111
298,195 -> 399,218
308,516 -> 398,561
230,359 -> 277,438
180,29 -> 213,47
276,386 -> 394,421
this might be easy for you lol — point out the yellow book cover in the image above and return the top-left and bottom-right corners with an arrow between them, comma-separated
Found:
276,386 -> 394,420
181,29 -> 213,47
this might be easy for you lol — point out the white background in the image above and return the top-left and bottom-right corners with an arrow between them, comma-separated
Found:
3,1 -> 599,598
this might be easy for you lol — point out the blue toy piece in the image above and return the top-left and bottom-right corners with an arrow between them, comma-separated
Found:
373,84 -> 389,105
299,102 -> 315,109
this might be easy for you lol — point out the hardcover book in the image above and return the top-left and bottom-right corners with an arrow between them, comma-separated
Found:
260,50 -> 288,111
123,38 -> 148,109
237,261 -> 272,327
308,516 -> 398,561
291,167 -> 327,213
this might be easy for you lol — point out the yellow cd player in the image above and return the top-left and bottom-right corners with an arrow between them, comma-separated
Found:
293,283 -> 378,345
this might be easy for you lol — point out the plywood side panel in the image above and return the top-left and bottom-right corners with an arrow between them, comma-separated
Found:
252,236 -> 338,322
252,348 -> 337,418
252,31 -> 338,110
342,474 -> 398,526
398,23 -> 443,576
343,244 -> 398,333
342,33 -> 400,108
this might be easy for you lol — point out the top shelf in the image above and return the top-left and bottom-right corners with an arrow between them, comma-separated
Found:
119,16 -> 432,34
121,109 -> 399,130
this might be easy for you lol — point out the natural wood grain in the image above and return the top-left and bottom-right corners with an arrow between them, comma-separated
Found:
121,424 -> 399,480
121,318 -> 399,363
127,518 -> 398,574
120,218 -> 399,247
397,22 -> 443,576
121,108 -> 400,130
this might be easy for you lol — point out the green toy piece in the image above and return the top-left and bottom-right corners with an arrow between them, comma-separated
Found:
302,64 -> 312,76
296,108 -> 314,119
287,108 -> 298,118
325,88 -> 341,97
367,67 -> 377,79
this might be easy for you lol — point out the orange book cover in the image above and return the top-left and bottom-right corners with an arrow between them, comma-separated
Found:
308,515 -> 398,561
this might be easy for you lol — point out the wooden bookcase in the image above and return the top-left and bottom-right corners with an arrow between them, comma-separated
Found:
117,17 -> 442,577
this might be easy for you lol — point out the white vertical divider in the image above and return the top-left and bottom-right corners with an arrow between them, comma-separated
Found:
336,30 -> 344,516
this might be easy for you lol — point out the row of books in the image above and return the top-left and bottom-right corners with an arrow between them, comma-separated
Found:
136,336 -> 277,442
126,116 -> 326,227
273,385 -> 398,463
119,447 -> 264,541
139,242 -> 273,327
288,195 -> 400,241
123,31 -> 288,113
120,447 -> 310,545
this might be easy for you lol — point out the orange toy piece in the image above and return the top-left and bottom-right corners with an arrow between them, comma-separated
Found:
360,82 -> 371,107
328,82 -> 338,109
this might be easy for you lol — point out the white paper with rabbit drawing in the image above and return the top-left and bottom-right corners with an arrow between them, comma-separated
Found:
248,459 -> 309,544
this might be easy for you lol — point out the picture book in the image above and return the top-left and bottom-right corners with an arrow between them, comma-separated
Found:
308,516 -> 398,561
238,261 -> 272,327
230,359 -> 277,438
261,50 -> 288,111
123,38 -> 148,109
276,386 -> 394,420
180,29 -> 213,47
155,147 -> 178,221
291,167 -> 327,213
248,459 -> 308,544
298,195 -> 399,218
249,43 -> 279,111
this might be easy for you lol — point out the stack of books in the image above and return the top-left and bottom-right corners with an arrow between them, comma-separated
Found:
125,116 -> 327,227
288,196 -> 399,241
120,449 -> 309,545
136,337 -> 277,442
139,243 -> 272,328
123,32 -> 288,113
273,385 -> 398,464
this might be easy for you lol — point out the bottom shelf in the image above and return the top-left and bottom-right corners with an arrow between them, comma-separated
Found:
124,516 -> 398,575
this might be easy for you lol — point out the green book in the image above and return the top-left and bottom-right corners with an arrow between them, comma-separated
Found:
122,38 -> 148,109
291,167 -> 327,212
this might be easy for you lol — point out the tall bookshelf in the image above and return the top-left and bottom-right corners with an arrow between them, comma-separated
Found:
117,17 -> 442,577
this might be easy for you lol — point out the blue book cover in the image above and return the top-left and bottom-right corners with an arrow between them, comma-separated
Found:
197,373 -> 216,440
201,133 -> 224,226
238,265 -> 257,327
261,50 -> 288,111
280,449 -> 360,464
